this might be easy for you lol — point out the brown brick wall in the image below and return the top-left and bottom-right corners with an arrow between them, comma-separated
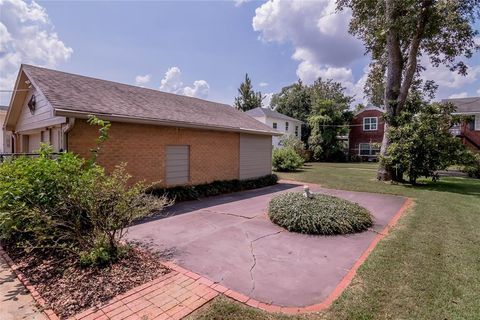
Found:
68,119 -> 240,186
348,109 -> 385,156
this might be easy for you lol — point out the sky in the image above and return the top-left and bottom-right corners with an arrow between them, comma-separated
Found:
1,0 -> 480,107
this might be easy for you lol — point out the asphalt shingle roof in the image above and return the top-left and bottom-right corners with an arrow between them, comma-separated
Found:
441,97 -> 480,113
22,64 -> 279,135
246,107 -> 300,122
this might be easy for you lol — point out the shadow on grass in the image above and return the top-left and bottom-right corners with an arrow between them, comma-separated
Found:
403,177 -> 480,196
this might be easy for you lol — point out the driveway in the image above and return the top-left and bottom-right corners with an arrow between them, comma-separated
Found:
127,182 -> 407,307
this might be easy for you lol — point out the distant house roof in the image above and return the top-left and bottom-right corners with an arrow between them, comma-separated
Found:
17,64 -> 280,135
246,107 -> 301,122
354,105 -> 385,116
0,105 -> 8,111
441,97 -> 480,114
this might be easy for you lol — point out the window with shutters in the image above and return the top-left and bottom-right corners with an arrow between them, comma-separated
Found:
165,145 -> 190,185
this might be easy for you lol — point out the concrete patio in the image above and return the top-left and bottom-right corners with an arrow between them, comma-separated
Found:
127,181 -> 407,308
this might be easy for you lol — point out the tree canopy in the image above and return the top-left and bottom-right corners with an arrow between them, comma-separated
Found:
338,0 -> 480,181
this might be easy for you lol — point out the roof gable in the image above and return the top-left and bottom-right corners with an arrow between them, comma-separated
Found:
18,65 -> 279,135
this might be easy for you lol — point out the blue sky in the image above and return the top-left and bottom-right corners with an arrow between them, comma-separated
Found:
1,0 -> 479,106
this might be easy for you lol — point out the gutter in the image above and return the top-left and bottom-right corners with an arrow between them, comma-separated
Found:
53,108 -> 283,136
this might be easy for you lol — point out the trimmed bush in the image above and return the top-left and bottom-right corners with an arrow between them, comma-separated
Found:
268,192 -> 373,235
462,151 -> 480,178
150,174 -> 278,202
272,147 -> 304,172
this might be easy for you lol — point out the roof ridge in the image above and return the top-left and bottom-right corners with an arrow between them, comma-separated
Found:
21,64 -> 232,108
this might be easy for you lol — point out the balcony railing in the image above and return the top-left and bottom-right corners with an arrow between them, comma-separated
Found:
0,153 -> 62,163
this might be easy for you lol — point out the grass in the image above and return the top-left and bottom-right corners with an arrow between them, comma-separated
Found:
189,162 -> 480,320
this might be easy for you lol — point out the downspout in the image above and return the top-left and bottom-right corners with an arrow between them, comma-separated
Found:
61,117 -> 75,152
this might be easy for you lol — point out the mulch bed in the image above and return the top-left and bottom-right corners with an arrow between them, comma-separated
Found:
5,244 -> 170,319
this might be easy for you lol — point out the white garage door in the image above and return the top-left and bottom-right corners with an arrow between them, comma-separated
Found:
239,134 -> 272,180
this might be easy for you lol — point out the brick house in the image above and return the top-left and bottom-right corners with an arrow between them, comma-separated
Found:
442,97 -> 480,151
2,65 -> 281,186
348,106 -> 385,160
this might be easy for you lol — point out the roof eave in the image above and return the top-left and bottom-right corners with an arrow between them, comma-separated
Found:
53,108 -> 281,136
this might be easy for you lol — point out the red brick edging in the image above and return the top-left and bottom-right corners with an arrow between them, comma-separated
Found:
0,246 -> 59,320
162,196 -> 414,315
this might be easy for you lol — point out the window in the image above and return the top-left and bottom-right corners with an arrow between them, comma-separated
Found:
285,122 -> 289,131
273,122 -> 277,129
363,117 -> 378,131
295,126 -> 299,137
359,143 -> 380,156
166,145 -> 190,185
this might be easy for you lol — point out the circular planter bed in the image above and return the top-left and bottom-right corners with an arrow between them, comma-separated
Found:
268,192 -> 373,235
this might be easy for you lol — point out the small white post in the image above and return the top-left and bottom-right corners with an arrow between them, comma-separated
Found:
303,185 -> 313,199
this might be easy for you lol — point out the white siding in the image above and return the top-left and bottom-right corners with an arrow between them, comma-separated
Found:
475,114 -> 480,131
239,134 -> 272,179
251,115 -> 302,148
15,88 -> 65,133
166,145 -> 190,185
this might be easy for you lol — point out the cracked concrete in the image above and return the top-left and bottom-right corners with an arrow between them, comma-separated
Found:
127,182 -> 407,307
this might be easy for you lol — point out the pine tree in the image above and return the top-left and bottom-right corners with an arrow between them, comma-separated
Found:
234,73 -> 263,111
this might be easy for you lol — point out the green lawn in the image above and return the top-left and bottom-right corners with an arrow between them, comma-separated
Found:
189,162 -> 480,320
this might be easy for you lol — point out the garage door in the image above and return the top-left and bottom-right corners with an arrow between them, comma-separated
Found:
239,134 -> 272,180
166,145 -> 190,185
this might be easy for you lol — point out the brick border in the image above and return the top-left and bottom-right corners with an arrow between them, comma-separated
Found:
0,246 -> 59,320
161,196 -> 414,315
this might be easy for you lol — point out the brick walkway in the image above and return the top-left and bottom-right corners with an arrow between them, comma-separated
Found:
71,268 -> 218,320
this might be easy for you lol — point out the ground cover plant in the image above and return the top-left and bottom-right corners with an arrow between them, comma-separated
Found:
268,192 -> 372,235
190,162 -> 480,320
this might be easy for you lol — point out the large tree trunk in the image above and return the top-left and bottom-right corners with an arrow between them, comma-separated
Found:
377,0 -> 433,182
377,0 -> 402,181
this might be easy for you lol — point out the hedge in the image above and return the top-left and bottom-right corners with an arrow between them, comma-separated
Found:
149,174 -> 278,201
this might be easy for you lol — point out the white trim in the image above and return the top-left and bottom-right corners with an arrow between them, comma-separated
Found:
363,117 -> 378,131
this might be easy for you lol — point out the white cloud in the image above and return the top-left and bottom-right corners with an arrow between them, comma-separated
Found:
159,66 -> 210,99
234,0 -> 250,7
134,74 -> 151,86
422,60 -> 480,89
253,0 -> 363,81
259,82 -> 269,87
0,0 -> 73,104
252,0 -> 367,105
183,80 -> 210,99
448,92 -> 469,99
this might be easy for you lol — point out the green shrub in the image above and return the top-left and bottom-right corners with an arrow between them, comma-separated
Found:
0,145 -> 170,265
462,151 -> 480,178
150,174 -> 278,202
268,192 -> 373,235
272,147 -> 304,172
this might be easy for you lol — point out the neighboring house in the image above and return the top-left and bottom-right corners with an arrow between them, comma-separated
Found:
0,106 -> 7,153
246,107 -> 302,148
3,64 -> 281,186
442,97 -> 480,151
348,106 -> 385,160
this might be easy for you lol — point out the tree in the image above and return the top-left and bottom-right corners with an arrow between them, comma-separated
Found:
307,79 -> 353,161
271,80 -> 312,142
338,0 -> 480,181
234,73 -> 263,111
382,102 -> 466,184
